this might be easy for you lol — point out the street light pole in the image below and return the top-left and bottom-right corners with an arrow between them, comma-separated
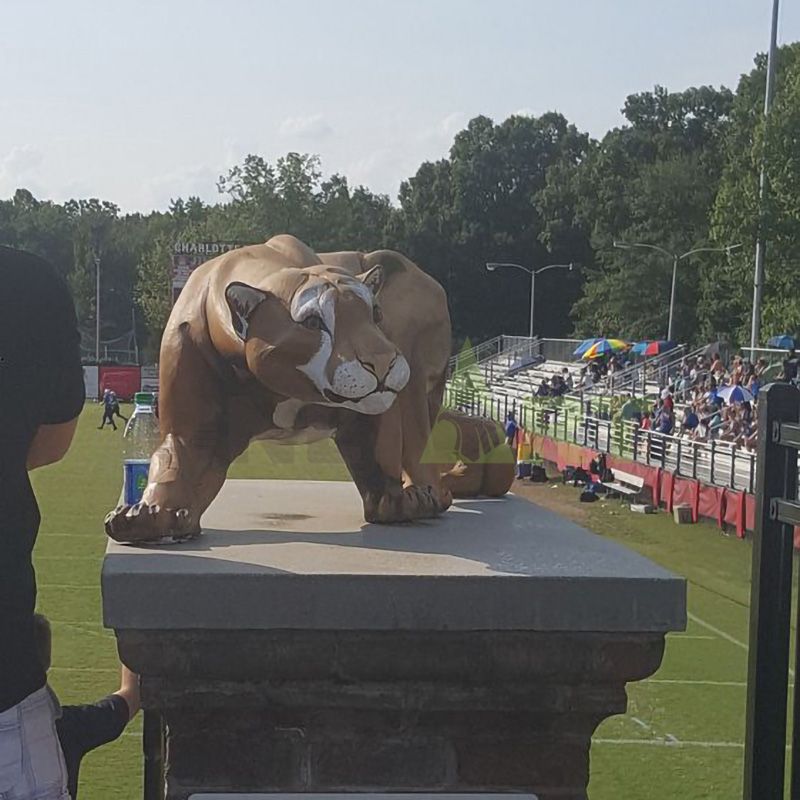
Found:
94,253 -> 101,364
751,0 -> 781,350
529,269 -> 536,339
486,261 -> 574,339
613,242 -> 742,341
668,254 -> 679,343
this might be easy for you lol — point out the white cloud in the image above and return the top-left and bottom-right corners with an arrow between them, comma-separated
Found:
278,113 -> 333,140
417,111 -> 469,145
142,163 -> 221,210
0,144 -> 45,196
437,111 -> 469,138
513,107 -> 536,117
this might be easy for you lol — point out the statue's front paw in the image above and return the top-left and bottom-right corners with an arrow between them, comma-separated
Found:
104,503 -> 199,544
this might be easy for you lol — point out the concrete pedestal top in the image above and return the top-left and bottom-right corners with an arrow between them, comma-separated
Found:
102,479 -> 685,633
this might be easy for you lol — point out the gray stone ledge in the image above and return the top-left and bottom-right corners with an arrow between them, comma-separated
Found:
102,480 -> 685,633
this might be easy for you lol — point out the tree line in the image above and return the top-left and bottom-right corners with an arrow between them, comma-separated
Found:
2,44 -> 799,360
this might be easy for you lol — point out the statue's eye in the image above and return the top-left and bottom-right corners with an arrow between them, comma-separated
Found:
302,315 -> 325,331
373,305 -> 383,324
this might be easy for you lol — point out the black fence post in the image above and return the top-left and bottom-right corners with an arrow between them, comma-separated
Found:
743,382 -> 800,800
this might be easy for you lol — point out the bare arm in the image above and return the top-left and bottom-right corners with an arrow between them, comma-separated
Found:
27,418 -> 79,470
113,665 -> 141,720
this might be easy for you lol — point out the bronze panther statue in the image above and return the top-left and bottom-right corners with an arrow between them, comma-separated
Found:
105,235 -> 453,543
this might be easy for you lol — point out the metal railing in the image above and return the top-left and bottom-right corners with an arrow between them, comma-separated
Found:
742,346 -> 792,363
448,335 -> 504,375
444,386 -> 758,494
743,382 -> 800,799
450,336 -> 591,377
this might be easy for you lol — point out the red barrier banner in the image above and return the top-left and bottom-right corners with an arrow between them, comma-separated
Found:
99,366 -> 141,401
698,484 -> 724,528
661,471 -> 675,512
745,493 -> 756,533
671,476 -> 696,519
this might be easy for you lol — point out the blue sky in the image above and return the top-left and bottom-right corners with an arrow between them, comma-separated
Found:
2,0 -> 798,212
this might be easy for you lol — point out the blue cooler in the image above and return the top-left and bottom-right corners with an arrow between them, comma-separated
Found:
123,459 -> 150,505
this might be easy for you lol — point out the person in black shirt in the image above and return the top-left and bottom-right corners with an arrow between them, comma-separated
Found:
0,246 -> 85,800
32,615 -> 141,800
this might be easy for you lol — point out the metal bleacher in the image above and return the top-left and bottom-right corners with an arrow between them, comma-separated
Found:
446,336 -> 762,495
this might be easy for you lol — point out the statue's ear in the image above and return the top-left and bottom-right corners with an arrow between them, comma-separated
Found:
225,282 -> 270,340
359,264 -> 385,297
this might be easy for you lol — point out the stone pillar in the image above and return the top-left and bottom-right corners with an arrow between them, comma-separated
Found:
103,480 -> 685,800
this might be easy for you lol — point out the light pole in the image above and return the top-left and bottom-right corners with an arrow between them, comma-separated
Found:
751,0 -> 780,350
486,261 -> 574,338
612,242 -> 741,341
94,253 -> 101,364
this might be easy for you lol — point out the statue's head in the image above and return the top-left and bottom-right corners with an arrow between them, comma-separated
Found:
224,264 -> 410,414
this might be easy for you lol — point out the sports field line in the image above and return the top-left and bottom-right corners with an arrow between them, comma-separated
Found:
688,611 -> 795,678
667,634 -> 715,640
35,556 -> 103,561
645,678 -> 747,687
593,738 -> 743,748
38,583 -> 97,590
687,612 -> 748,650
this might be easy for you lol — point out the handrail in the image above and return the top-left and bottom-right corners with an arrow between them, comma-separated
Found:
448,335 -> 504,375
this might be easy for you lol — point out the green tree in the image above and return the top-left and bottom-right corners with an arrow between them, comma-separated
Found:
134,235 -> 173,354
541,85 -> 733,341
393,113 -> 589,342
708,43 -> 800,343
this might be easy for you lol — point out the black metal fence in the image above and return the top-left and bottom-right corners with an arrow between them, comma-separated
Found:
744,382 -> 800,799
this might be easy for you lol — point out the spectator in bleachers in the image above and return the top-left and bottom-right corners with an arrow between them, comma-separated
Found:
681,404 -> 700,436
782,348 -> 798,382
620,394 -> 639,422
746,371 -> 760,398
654,403 -> 674,435
536,379 -> 551,398
579,367 -> 594,391
561,367 -> 573,391
719,406 -> 742,443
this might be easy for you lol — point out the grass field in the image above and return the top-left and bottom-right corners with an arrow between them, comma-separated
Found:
30,403 -> 791,799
